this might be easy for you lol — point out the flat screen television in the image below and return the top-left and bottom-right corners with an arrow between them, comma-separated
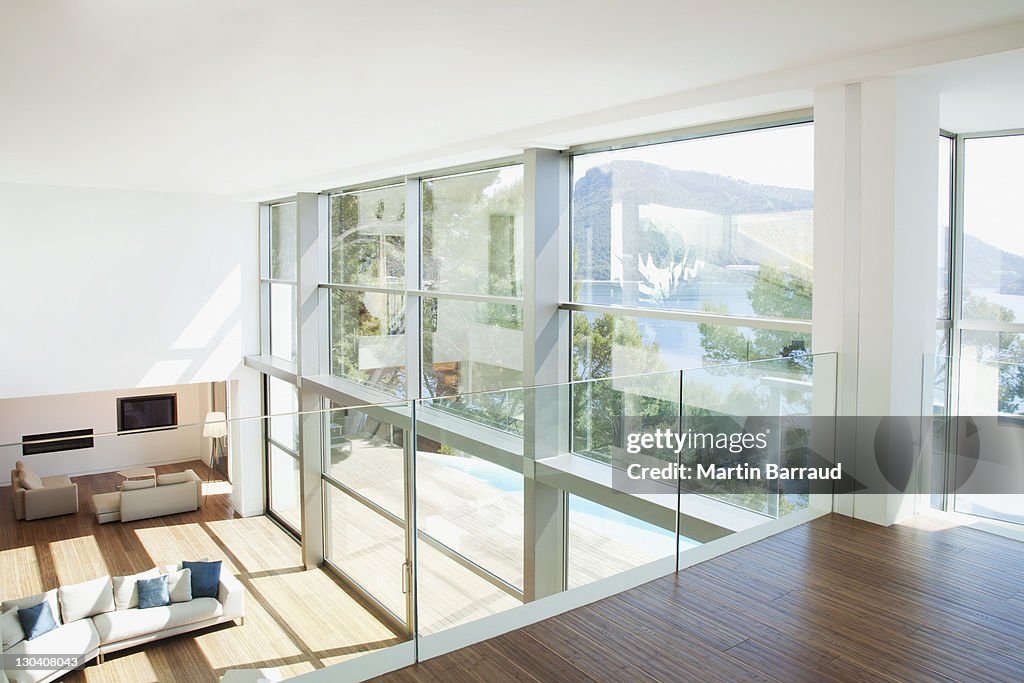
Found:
117,394 -> 178,433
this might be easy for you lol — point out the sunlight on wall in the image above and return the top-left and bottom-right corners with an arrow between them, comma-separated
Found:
172,266 -> 242,351
194,320 -> 244,381
138,360 -> 193,388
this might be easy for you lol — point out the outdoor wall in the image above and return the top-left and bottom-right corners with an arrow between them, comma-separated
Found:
0,382 -> 210,486
0,182 -> 259,400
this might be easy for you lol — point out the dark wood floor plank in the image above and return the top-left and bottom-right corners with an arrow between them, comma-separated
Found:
372,514 -> 1024,683
554,603 -> 777,683
484,632 -> 600,683
518,618 -> 659,683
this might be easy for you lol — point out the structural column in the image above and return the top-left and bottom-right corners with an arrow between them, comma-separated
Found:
297,191 -> 327,567
813,77 -> 939,525
522,148 -> 571,600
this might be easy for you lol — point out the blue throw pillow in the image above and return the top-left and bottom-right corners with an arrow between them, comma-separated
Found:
182,560 -> 221,599
137,576 -> 170,609
18,602 -> 57,640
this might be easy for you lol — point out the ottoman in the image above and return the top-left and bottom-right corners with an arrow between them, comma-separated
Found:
93,491 -> 121,524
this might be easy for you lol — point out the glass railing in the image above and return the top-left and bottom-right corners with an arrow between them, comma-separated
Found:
0,352 -> 838,681
927,353 -> 1024,525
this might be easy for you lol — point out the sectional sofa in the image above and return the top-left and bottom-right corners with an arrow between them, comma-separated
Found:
1,564 -> 244,683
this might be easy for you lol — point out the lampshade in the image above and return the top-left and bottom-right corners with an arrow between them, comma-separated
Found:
203,411 -> 228,438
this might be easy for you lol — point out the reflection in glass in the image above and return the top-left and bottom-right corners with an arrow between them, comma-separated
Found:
330,185 -> 406,287
269,282 -> 296,362
422,167 -> 524,296
330,290 -> 406,396
421,297 -> 524,433
269,444 -> 300,532
415,438 -> 524,589
572,310 -> 811,382
270,202 -> 297,281
268,376 -> 298,451
572,124 -> 813,318
323,404 -> 405,519
324,486 -> 407,621
959,331 -> 1024,415
567,494 -> 680,588
962,135 -> 1024,321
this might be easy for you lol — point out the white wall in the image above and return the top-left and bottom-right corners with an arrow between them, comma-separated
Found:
0,383 -> 210,486
0,183 -> 259,400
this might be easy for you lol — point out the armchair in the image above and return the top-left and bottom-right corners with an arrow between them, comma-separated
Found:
11,462 -> 79,521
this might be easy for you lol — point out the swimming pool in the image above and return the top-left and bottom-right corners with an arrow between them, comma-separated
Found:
419,451 -> 701,551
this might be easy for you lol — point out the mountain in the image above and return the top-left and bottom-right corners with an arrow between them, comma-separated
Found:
962,233 -> 1024,295
573,161 -> 813,281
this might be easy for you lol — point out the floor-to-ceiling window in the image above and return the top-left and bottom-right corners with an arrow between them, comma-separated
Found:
253,115 -> 832,646
259,198 -> 302,534
563,120 -> 816,546
950,132 -> 1024,524
316,164 -> 527,635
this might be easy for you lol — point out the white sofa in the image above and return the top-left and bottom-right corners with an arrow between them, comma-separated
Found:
1,565 -> 244,683
93,470 -> 202,524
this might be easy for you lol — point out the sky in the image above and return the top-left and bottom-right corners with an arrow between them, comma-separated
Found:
963,135 -> 1024,258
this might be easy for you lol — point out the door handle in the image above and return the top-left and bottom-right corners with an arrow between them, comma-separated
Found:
401,561 -> 409,594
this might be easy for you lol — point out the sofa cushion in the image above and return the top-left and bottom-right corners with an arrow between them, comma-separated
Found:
2,589 -> 61,626
2,607 -> 25,649
182,560 -> 221,599
137,576 -> 170,609
17,602 -> 58,640
157,472 -> 190,485
4,619 -> 99,683
91,597 -> 222,644
166,568 -> 193,603
18,469 -> 43,490
122,478 -> 155,491
112,568 -> 160,610
58,575 -> 115,623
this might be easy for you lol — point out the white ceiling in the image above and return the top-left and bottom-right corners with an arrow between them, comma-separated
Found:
1,0 -> 1023,198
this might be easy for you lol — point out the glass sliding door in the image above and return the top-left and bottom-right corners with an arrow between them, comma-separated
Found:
322,402 -> 414,633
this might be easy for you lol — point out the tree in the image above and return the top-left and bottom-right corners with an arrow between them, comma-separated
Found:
697,266 -> 811,363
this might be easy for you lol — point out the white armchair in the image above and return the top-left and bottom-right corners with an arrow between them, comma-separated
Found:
11,462 -> 79,521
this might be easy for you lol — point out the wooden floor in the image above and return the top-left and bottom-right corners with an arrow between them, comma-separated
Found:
0,461 -> 402,682
373,513 -> 1024,683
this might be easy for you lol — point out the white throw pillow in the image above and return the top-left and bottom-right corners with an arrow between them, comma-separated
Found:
1,607 -> 25,649
121,479 -> 155,491
165,568 -> 193,603
156,472 -> 189,486
1,589 -> 61,626
112,568 -> 160,610
58,576 -> 115,623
